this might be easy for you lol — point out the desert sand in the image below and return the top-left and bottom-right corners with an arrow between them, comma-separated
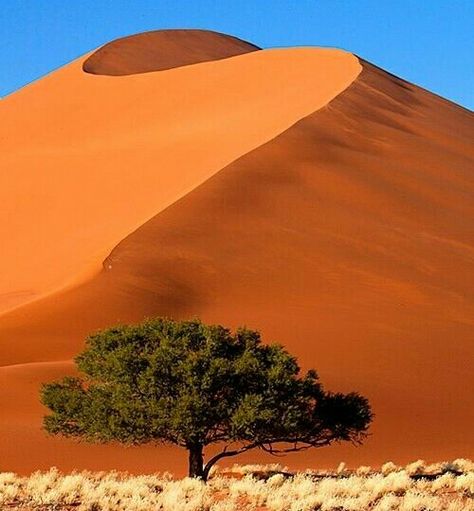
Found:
0,39 -> 359,316
82,29 -> 259,75
0,30 -> 473,475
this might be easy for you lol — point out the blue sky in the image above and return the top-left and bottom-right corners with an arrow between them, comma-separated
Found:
1,1 -> 473,109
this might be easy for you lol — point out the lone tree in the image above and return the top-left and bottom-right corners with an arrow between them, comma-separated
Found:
42,318 -> 372,481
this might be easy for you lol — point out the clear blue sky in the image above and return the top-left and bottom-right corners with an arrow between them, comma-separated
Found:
1,1 -> 473,109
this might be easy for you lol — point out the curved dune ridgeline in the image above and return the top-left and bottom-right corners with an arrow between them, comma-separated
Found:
82,29 -> 260,75
1,31 -> 474,474
0,46 -> 360,315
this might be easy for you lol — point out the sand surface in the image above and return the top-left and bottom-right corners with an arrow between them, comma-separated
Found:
1,32 -> 474,475
83,29 -> 259,75
0,46 -> 359,315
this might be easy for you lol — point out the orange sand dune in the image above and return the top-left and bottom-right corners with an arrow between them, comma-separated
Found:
0,46 -> 359,315
1,32 -> 474,475
83,29 -> 259,75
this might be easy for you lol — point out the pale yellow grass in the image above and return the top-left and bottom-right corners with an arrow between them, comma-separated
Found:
1,460 -> 473,511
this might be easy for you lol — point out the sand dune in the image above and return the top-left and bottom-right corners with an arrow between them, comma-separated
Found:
0,45 -> 359,315
1,31 -> 473,474
83,29 -> 259,75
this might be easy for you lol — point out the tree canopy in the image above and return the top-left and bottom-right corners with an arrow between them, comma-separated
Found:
42,318 -> 372,480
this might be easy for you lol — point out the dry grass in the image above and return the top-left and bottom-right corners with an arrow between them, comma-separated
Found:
1,460 -> 473,510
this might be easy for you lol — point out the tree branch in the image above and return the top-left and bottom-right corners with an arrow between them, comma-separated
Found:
202,441 -> 261,480
202,435 -> 337,479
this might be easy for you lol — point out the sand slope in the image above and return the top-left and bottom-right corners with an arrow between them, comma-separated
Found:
0,46 -> 359,315
1,33 -> 474,475
83,29 -> 259,75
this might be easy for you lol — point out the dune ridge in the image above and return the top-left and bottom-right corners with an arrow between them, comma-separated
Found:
1,31 -> 473,475
82,29 -> 260,75
0,47 -> 360,315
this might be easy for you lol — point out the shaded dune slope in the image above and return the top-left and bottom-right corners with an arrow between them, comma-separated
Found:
0,47 -> 359,314
1,58 -> 473,474
82,29 -> 260,76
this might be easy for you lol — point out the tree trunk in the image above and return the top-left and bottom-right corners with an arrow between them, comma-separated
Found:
188,444 -> 204,479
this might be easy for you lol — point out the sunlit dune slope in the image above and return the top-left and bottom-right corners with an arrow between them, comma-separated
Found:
0,46 -> 360,314
83,29 -> 259,75
1,35 -> 473,475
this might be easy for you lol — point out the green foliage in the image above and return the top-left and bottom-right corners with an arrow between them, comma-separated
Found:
41,318 -> 372,479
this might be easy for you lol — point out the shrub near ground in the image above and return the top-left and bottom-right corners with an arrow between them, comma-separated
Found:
1,460 -> 474,511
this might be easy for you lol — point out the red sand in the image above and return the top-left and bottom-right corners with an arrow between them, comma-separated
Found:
0,45 -> 359,316
1,31 -> 473,475
83,29 -> 259,75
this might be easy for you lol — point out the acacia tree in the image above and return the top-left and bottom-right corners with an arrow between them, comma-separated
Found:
41,318 -> 372,481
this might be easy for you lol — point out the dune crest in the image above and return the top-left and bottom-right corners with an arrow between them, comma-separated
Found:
82,29 -> 260,75
0,47 -> 360,314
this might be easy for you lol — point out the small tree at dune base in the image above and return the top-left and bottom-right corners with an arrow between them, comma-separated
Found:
41,318 -> 373,481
